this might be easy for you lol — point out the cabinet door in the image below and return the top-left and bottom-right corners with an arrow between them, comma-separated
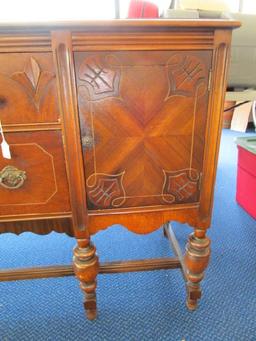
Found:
75,51 -> 212,210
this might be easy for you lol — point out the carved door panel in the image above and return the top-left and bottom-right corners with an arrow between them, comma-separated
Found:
0,53 -> 59,125
75,51 -> 212,210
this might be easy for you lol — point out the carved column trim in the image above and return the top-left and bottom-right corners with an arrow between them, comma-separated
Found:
51,31 -> 88,235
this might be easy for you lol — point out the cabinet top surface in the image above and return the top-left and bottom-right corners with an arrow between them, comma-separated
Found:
0,19 -> 240,32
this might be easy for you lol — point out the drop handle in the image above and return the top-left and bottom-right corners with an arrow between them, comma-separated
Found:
0,165 -> 26,189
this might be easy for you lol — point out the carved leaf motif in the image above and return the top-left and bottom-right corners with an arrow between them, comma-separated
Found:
86,172 -> 125,209
24,57 -> 41,90
11,57 -> 55,112
162,169 -> 200,204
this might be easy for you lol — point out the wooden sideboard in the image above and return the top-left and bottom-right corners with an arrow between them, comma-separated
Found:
0,19 -> 239,320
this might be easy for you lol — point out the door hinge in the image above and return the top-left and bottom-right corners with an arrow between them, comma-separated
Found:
208,69 -> 213,91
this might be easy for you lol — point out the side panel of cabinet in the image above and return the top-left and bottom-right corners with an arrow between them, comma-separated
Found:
75,50 -> 212,211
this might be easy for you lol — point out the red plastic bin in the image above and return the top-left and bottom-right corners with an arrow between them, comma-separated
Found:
236,136 -> 256,219
128,0 -> 159,18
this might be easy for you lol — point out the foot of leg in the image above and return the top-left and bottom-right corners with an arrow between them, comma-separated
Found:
73,238 -> 99,320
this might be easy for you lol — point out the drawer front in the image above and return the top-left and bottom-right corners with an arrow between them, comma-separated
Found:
0,53 -> 59,125
0,131 -> 71,218
75,50 -> 212,210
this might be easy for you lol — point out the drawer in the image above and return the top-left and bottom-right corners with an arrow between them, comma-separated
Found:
0,131 -> 71,218
0,53 -> 59,125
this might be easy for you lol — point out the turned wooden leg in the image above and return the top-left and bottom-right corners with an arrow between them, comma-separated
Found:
73,238 -> 99,320
184,229 -> 210,311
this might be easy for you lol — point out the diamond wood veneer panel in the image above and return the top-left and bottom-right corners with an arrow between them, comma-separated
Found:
75,50 -> 212,210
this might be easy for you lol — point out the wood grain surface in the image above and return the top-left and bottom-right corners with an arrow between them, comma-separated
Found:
76,50 -> 211,210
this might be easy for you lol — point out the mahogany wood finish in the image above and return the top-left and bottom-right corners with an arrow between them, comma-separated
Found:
0,20 -> 239,319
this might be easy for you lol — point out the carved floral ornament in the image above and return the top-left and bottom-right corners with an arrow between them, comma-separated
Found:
79,53 -> 206,209
166,54 -> 207,98
85,168 -> 201,209
78,53 -> 207,101
162,168 -> 200,204
78,54 -> 121,101
11,57 -> 55,111
86,172 -> 126,209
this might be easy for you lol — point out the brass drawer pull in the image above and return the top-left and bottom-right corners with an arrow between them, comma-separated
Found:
0,166 -> 26,189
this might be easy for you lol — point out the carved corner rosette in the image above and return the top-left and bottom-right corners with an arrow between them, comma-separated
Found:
86,171 -> 126,209
166,54 -> 207,99
0,165 -> 26,189
78,54 -> 121,101
162,168 -> 200,204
